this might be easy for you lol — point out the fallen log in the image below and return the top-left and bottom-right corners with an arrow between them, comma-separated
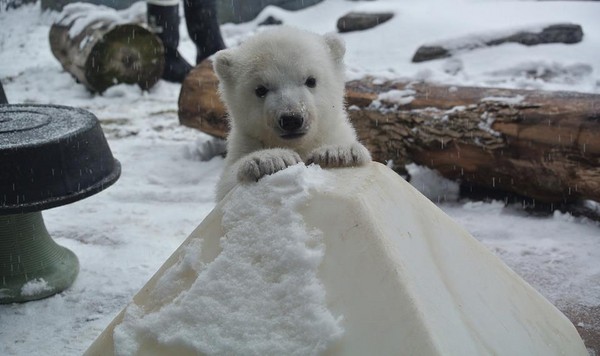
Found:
336,12 -> 394,33
49,2 -> 164,93
178,60 -> 600,204
412,23 -> 583,63
347,81 -> 600,205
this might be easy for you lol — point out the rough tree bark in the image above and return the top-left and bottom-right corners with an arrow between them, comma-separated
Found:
178,60 -> 600,204
49,4 -> 164,93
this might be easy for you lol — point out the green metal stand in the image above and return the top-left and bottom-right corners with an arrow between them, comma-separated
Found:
0,212 -> 79,303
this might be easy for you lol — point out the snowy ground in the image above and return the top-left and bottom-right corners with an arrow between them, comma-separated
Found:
0,0 -> 599,355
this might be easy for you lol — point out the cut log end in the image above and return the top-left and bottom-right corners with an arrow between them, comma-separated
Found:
178,60 -> 229,139
86,24 -> 164,93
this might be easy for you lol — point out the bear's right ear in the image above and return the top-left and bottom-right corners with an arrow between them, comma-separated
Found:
213,49 -> 236,83
324,33 -> 346,65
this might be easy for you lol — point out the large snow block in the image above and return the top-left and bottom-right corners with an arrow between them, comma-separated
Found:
85,162 -> 587,356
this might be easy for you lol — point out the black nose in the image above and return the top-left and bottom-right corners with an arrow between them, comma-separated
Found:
278,114 -> 304,132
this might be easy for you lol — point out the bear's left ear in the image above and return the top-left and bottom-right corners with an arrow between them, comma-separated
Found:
213,49 -> 236,83
324,33 -> 346,64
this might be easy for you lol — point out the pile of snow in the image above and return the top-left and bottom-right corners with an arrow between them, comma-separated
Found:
58,2 -> 146,38
20,278 -> 52,298
113,164 -> 342,355
376,88 -> 416,106
406,163 -> 460,203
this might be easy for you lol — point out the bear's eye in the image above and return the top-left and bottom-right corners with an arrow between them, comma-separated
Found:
305,76 -> 317,88
255,85 -> 269,98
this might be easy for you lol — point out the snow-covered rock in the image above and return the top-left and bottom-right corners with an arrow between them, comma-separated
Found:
84,163 -> 587,356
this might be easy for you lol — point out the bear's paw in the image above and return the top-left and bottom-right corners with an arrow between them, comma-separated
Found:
306,143 -> 371,168
237,149 -> 303,182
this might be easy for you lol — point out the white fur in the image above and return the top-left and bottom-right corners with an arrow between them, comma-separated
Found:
213,26 -> 371,201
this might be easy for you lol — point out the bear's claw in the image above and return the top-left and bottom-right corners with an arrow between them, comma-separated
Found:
306,143 -> 371,168
237,149 -> 302,182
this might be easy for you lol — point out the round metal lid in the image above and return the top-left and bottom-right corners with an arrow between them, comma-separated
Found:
0,104 -> 121,214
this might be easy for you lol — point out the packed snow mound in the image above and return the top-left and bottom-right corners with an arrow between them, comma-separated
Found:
112,164 -> 343,355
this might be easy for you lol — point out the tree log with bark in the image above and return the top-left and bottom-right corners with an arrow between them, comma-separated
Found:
178,60 -> 600,204
49,3 -> 164,93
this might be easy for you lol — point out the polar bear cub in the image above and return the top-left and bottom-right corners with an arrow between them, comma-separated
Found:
213,26 -> 371,201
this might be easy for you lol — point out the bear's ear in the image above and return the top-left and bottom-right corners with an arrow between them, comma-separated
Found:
324,33 -> 346,64
213,49 -> 236,83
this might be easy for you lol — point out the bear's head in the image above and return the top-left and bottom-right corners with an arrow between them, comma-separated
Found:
213,26 -> 347,149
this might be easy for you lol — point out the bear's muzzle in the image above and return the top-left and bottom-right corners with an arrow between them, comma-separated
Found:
278,113 -> 307,139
